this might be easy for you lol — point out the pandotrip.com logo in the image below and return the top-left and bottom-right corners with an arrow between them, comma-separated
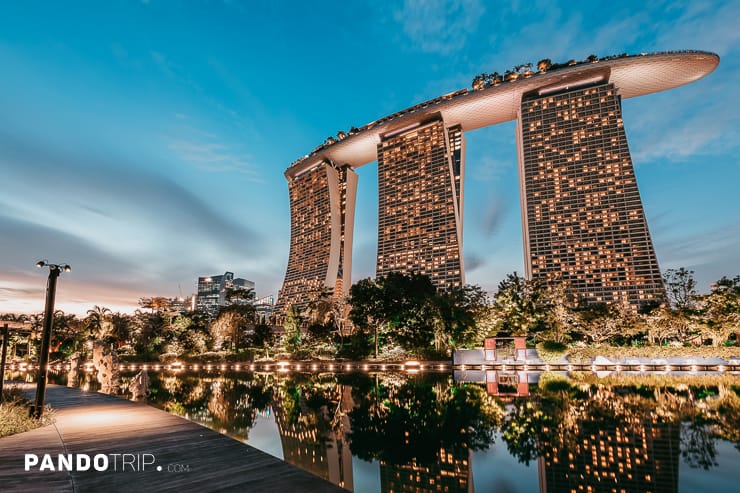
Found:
24,453 -> 190,473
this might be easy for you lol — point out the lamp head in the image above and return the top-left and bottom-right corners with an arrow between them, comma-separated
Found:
63,264 -> 72,272
36,260 -> 47,268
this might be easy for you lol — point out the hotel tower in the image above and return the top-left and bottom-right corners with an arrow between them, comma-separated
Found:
278,51 -> 719,312
518,82 -> 664,306
377,118 -> 465,289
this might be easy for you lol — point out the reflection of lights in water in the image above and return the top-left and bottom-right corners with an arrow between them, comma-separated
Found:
82,383 -> 90,392
363,364 -> 369,371
142,365 -> 148,371
381,364 -> 386,371
438,364 -> 445,370
328,364 -> 334,371
221,364 -> 226,370
345,364 -> 351,371
294,364 -> 301,371
311,364 -> 318,371
264,365 -> 270,371
119,365 -> 125,371
249,364 -> 255,371
192,364 -> 199,371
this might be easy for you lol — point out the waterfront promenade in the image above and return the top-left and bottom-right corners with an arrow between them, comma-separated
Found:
0,384 -> 345,493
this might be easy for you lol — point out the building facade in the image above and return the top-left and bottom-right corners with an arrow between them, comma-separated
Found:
376,117 -> 465,289
276,160 -> 357,311
196,271 -> 255,315
518,82 -> 665,307
276,52 -> 719,312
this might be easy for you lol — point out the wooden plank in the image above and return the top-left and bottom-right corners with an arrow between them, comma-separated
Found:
0,385 -> 346,492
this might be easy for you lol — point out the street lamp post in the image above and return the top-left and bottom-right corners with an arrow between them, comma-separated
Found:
31,260 -> 71,419
1,323 -> 9,399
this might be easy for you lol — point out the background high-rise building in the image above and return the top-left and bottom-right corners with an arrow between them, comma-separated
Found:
376,117 -> 465,289
196,271 -> 255,315
518,82 -> 665,307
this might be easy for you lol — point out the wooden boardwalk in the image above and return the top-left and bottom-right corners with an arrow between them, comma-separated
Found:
0,384 -> 346,493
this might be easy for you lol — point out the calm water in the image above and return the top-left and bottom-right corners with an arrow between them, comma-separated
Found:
41,368 -> 740,493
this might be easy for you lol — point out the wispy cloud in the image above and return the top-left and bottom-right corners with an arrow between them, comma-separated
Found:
481,198 -> 507,236
655,221 -> 740,290
0,131 -> 272,312
393,0 -> 485,55
169,139 -> 260,179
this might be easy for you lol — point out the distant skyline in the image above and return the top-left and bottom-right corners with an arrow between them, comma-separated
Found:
1,1 -> 738,315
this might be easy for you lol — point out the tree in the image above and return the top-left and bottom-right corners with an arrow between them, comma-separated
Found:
85,305 -> 112,342
131,309 -> 167,357
541,280 -> 579,343
283,306 -> 303,354
139,297 -> 171,313
212,304 -> 256,353
433,285 -> 489,351
224,287 -> 255,306
251,324 -> 275,358
349,273 -> 438,356
348,278 -> 385,358
109,312 -> 132,348
576,303 -> 639,344
695,276 -> 740,346
169,310 -> 211,355
491,272 -> 548,338
664,268 -> 697,310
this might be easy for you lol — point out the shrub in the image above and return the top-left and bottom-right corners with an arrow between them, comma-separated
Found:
1,386 -> 53,438
536,340 -> 568,362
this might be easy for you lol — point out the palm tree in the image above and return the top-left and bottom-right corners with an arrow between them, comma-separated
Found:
85,305 -> 112,341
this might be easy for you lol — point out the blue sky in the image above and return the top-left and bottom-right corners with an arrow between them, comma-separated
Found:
1,0 -> 738,314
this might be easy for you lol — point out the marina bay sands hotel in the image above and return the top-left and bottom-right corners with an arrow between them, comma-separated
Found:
276,51 -> 719,312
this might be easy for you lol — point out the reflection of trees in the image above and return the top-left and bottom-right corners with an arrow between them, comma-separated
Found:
138,373 -> 274,441
348,375 -> 502,493
348,376 -> 502,463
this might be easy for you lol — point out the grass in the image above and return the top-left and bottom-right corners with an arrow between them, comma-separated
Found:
0,386 -> 54,438
565,345 -> 740,363
567,372 -> 740,389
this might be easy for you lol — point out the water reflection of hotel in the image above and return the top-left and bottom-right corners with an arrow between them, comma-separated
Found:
539,397 -> 679,493
273,385 -> 354,491
380,447 -> 473,493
